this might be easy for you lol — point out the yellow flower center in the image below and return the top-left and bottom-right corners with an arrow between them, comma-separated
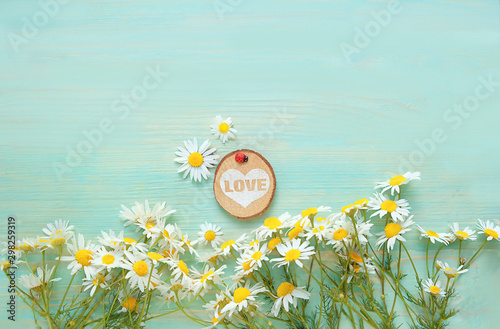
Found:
123,238 -> 136,244
354,264 -> 361,272
313,226 -> 325,234
178,260 -> 189,275
354,198 -> 368,206
302,207 -> 318,217
252,251 -> 262,261
102,254 -> 115,265
484,228 -> 499,239
188,152 -> 204,167
341,204 -> 353,213
317,217 -> 326,222
182,237 -> 191,246
426,230 -> 439,238
162,250 -> 173,258
268,238 -> 281,250
350,252 -> 363,263
220,240 -> 235,250
234,287 -> 251,303
333,228 -> 349,241
201,271 -> 214,283
145,222 -> 155,230
75,249 -> 93,267
277,282 -> 295,297
264,217 -> 282,230
122,297 -> 137,311
50,238 -> 66,247
389,175 -> 406,186
163,230 -> 170,239
429,286 -> 440,294
249,239 -> 259,246
285,249 -> 301,262
204,230 -> 216,241
133,261 -> 148,276
19,244 -> 33,252
2,261 -> 11,269
147,252 -> 163,260
455,230 -> 469,240
288,226 -> 303,239
93,278 -> 104,286
385,223 -> 402,238
243,260 -> 254,271
218,122 -> 230,133
381,200 -> 397,213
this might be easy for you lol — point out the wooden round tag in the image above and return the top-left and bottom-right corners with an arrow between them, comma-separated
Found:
213,149 -> 276,220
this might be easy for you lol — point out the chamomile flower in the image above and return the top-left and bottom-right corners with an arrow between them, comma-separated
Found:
59,234 -> 99,278
437,261 -> 468,279
210,115 -> 237,143
423,278 -> 446,297
254,213 -> 292,240
40,219 -> 74,249
1,260 -> 15,271
118,291 -> 142,313
176,226 -> 199,256
293,206 -> 331,228
197,222 -> 224,248
19,265 -> 61,293
93,247 -> 125,271
338,198 -> 369,219
235,244 -> 269,275
476,219 -> 500,241
120,200 -> 174,227
271,239 -> 315,268
221,281 -> 267,316
157,220 -> 184,252
375,216 -> 414,252
122,237 -> 149,253
83,273 -> 112,296
326,218 -> 353,251
267,237 -> 282,251
169,259 -> 193,286
217,234 -> 248,256
98,230 -> 125,250
191,264 -> 227,295
368,193 -> 410,222
17,237 -> 41,253
174,138 -> 219,182
416,226 -> 449,244
271,282 -> 310,316
449,223 -> 477,241
122,251 -> 161,292
374,172 -> 421,195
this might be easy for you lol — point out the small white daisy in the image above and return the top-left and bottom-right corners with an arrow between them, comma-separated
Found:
59,234 -> 99,278
217,234 -> 248,257
221,281 -> 267,316
292,206 -> 331,228
197,222 -> 224,248
168,258 -> 193,286
416,226 -> 449,244
98,230 -> 125,250
271,239 -> 315,268
120,200 -> 175,227
375,216 -> 414,252
254,213 -> 292,240
304,218 -> 332,242
271,282 -> 310,316
122,250 -> 161,292
437,261 -> 468,279
83,272 -> 112,296
19,265 -> 61,293
368,193 -> 411,222
40,219 -> 74,249
191,264 -> 227,295
174,138 -> 219,182
476,219 -> 500,242
449,223 -> 477,241
93,247 -> 125,271
338,198 -> 369,220
235,244 -> 269,275
423,278 -> 446,297
210,115 -> 237,143
374,172 -> 421,195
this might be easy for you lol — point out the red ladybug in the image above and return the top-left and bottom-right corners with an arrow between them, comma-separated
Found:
235,152 -> 248,163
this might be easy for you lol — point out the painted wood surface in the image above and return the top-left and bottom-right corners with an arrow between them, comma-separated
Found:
1,0 -> 499,328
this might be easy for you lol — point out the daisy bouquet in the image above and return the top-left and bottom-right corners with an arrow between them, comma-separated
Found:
2,172 -> 498,329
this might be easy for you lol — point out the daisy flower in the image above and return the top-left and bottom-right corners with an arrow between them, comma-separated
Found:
326,218 -> 354,251
423,278 -> 446,297
122,237 -> 149,253
221,281 -> 267,316
40,219 -> 74,249
191,264 -> 227,295
293,206 -> 331,228
235,244 -> 269,275
174,138 -> 219,182
374,172 -> 421,195
83,272 -> 112,296
476,219 -> 500,241
304,218 -> 332,242
19,265 -> 61,293
210,115 -> 237,143
338,198 -> 369,219
98,230 -> 125,250
271,282 -> 310,316
92,247 -> 125,271
168,259 -> 193,286
267,237 -> 282,251
17,237 -> 41,253
271,239 -> 315,268
118,291 -> 142,313
217,234 -> 248,257
197,222 -> 224,248
122,251 -> 161,292
254,213 -> 292,240
120,200 -> 175,227
449,223 -> 477,241
416,226 -> 449,244
375,216 -> 414,252
368,193 -> 410,222
437,261 -> 468,279
59,234 -> 99,278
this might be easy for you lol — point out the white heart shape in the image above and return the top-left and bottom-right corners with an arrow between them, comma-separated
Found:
220,169 -> 270,208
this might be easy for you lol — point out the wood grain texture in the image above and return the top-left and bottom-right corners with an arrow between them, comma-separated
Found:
1,0 -> 500,328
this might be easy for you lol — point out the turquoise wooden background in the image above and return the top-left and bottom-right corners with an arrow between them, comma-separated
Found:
1,0 -> 500,328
